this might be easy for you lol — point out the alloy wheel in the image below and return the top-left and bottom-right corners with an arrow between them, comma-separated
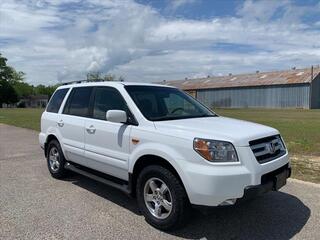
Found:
49,147 -> 60,172
143,177 -> 173,219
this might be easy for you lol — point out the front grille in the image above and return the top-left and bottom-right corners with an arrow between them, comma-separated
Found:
249,135 -> 286,164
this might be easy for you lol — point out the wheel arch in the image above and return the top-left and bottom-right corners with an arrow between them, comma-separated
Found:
44,134 -> 59,157
130,154 -> 188,199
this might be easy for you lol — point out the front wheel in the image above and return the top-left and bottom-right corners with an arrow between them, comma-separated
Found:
136,165 -> 190,230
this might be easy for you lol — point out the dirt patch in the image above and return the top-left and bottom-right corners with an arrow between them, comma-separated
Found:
290,155 -> 320,184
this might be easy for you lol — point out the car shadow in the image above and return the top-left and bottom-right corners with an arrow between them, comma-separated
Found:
65,173 -> 310,240
171,192 -> 310,240
64,173 -> 141,215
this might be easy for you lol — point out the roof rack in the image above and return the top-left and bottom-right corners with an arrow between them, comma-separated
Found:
62,79 -> 107,85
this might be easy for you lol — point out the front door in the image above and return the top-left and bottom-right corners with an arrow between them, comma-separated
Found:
84,87 -> 132,180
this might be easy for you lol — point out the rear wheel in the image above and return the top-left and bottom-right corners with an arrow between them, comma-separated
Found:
47,140 -> 68,179
136,165 -> 190,230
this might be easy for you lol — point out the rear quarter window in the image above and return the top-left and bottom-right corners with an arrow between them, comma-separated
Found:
46,88 -> 69,113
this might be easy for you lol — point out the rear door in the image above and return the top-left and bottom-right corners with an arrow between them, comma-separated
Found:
43,87 -> 70,134
84,86 -> 133,180
58,86 -> 93,166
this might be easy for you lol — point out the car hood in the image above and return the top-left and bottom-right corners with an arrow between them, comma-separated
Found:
154,116 -> 279,146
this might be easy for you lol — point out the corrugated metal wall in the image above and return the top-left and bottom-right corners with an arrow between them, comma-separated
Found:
196,84 -> 310,109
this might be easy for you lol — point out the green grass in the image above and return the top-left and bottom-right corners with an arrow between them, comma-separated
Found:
0,108 -> 44,131
215,108 -> 320,157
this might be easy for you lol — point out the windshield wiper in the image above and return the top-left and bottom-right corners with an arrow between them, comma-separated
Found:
196,114 -> 217,118
151,116 -> 179,121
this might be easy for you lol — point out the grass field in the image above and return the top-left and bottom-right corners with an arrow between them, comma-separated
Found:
1,107 -> 319,183
0,108 -> 43,131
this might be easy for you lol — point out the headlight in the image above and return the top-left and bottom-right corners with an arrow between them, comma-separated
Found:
193,138 -> 238,162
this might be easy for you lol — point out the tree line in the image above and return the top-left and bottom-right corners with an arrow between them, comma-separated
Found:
0,53 -> 123,107
0,53 -> 59,107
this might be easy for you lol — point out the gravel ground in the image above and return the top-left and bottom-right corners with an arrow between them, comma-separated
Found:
0,123 -> 319,240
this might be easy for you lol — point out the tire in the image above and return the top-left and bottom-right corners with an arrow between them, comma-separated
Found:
46,139 -> 68,179
136,165 -> 190,230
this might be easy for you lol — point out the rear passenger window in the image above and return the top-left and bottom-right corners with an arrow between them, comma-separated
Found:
93,87 -> 127,120
63,87 -> 93,117
46,88 -> 69,113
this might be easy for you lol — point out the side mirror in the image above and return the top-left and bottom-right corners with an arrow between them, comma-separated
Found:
106,110 -> 127,123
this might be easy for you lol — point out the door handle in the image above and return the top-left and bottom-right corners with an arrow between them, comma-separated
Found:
57,120 -> 64,127
86,125 -> 96,134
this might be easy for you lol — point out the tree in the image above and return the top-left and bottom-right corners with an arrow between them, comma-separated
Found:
103,74 -> 116,81
0,53 -> 59,107
34,84 -> 58,97
87,71 -> 103,81
0,53 -> 13,81
0,53 -> 21,106
13,81 -> 34,98
86,71 -> 124,82
9,69 -> 25,84
0,80 -> 18,107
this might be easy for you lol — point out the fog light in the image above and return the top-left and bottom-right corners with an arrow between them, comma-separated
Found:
219,198 -> 237,206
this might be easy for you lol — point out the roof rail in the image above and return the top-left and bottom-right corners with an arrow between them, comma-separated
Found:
62,79 -> 106,85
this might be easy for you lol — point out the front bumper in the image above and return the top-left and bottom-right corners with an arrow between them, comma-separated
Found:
183,148 -> 290,206
190,163 -> 291,208
238,163 -> 291,203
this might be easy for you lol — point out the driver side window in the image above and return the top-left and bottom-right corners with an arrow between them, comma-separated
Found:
163,93 -> 197,114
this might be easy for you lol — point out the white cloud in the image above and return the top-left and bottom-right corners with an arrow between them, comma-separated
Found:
0,0 -> 319,85
237,0 -> 289,22
166,0 -> 197,12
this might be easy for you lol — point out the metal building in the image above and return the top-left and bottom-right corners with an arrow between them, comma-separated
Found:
164,67 -> 320,109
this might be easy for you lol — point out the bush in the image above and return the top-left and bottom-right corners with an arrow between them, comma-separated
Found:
17,101 -> 26,108
0,80 -> 18,106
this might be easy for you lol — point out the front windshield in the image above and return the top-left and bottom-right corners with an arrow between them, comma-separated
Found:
125,85 -> 217,121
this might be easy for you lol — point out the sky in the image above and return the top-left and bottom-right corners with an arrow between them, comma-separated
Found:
0,0 -> 320,85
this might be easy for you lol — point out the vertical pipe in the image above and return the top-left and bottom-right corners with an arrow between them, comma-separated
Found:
309,65 -> 313,109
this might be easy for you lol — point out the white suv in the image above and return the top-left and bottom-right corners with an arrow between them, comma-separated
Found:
39,81 -> 291,230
